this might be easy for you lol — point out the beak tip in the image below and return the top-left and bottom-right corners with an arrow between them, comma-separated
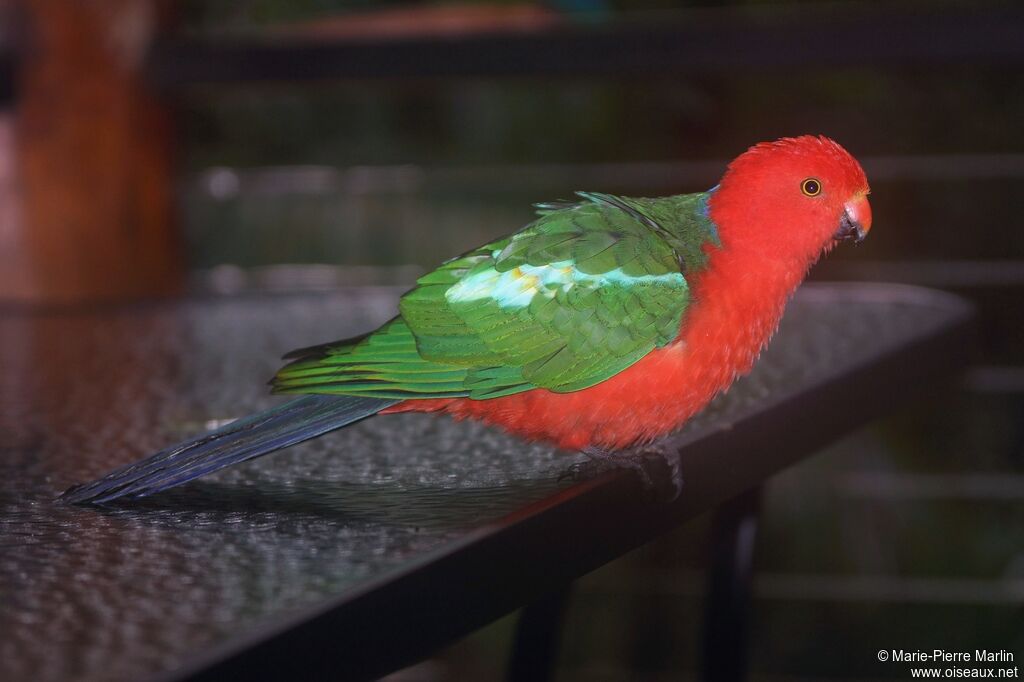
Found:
842,194 -> 872,242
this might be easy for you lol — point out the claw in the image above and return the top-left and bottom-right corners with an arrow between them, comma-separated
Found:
557,460 -> 588,483
575,443 -> 684,502
638,443 -> 685,501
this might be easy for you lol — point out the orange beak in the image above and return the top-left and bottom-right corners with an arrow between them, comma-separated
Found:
837,194 -> 872,243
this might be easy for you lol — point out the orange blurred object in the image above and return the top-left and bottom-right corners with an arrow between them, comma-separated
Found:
1,0 -> 182,305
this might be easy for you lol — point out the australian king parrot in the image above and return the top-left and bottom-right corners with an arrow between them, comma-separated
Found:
61,135 -> 872,504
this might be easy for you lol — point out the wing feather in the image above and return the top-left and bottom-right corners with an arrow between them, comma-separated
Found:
274,193 -> 710,399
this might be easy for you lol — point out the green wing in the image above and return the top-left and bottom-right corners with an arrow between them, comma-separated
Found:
273,192 -> 714,400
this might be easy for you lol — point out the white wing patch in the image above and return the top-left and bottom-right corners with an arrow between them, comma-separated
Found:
445,260 -> 685,309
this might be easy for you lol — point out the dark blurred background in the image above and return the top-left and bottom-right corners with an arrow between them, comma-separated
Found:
2,0 -> 1023,680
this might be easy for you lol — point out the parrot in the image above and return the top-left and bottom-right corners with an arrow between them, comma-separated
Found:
60,135 -> 871,505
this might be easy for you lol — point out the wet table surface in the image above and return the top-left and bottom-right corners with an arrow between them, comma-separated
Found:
0,283 -> 972,682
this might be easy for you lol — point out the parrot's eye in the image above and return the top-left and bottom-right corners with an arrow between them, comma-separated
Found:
801,178 -> 822,197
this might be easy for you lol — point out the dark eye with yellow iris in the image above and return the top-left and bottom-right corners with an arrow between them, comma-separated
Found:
801,178 -> 822,197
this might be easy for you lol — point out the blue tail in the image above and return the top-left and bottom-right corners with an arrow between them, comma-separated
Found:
59,395 -> 397,505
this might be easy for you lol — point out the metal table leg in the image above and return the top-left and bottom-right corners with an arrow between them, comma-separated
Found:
701,486 -> 764,682
507,584 -> 572,682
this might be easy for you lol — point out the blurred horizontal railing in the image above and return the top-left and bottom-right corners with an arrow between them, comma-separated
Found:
148,4 -> 1024,87
580,571 -> 1024,605
189,154 -> 1024,199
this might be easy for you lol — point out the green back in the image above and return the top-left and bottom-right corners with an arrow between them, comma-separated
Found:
273,191 -> 720,400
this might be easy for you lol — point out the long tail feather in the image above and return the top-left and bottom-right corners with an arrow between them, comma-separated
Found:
58,395 -> 397,505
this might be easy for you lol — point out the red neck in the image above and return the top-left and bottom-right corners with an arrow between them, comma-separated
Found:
704,194 -> 823,311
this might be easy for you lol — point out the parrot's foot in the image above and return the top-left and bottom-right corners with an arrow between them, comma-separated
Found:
564,443 -> 683,501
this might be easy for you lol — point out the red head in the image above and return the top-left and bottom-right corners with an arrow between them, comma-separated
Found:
708,136 -> 872,266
